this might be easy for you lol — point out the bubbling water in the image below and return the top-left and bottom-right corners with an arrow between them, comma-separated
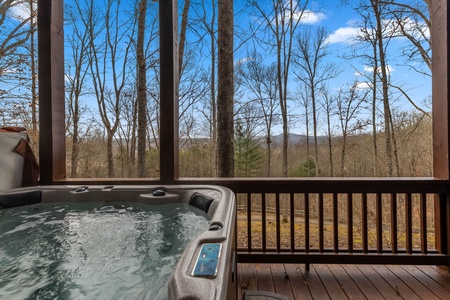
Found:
0,202 -> 211,300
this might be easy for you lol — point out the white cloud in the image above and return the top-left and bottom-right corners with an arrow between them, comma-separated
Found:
65,74 -> 73,83
0,68 -> 17,76
8,4 -> 32,22
363,65 -> 396,75
385,65 -> 396,74
234,57 -> 252,67
277,1 -> 327,26
355,81 -> 371,90
326,16 -> 430,46
364,66 -> 374,73
295,10 -> 327,24
393,17 -> 430,40
346,19 -> 360,27
326,27 -> 360,44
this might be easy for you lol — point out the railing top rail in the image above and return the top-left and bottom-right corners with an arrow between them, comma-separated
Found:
176,177 -> 449,194
55,177 -> 449,194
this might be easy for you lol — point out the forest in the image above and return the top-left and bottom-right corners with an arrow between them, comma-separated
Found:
0,0 -> 432,179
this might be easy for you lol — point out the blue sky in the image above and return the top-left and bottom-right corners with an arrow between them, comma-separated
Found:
229,0 -> 431,136
7,0 -> 431,101
6,0 -> 430,136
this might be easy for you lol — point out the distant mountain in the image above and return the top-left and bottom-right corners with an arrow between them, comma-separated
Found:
270,133 -> 327,145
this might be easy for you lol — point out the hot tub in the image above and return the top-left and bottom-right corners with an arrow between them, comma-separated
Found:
0,185 -> 237,300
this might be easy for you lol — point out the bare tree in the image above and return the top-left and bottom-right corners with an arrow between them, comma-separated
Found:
82,0 -> 136,177
116,88 -> 137,177
293,26 -> 340,177
65,3 -> 91,177
380,0 -> 431,75
352,16 -> 380,176
371,0 -> 394,176
190,0 -> 219,176
178,51 -> 209,150
26,0 -> 37,131
319,86 -> 336,177
336,81 -> 369,176
297,84 -> 312,176
136,0 -> 147,177
236,50 -> 280,176
353,0 -> 396,176
248,0 -> 310,176
179,0 -> 191,77
0,1 -> 35,127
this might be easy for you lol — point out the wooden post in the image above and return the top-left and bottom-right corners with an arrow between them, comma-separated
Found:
432,0 -> 450,265
38,0 -> 66,184
159,0 -> 179,184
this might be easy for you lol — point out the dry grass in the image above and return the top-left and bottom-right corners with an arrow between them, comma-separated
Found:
236,212 -> 436,251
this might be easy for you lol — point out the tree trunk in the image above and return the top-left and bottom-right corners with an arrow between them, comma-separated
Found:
371,41 -> 378,176
137,0 -> 148,177
71,107 -> 79,178
372,0 -> 393,176
107,133 -> 115,177
179,0 -> 190,78
324,93 -> 334,177
217,0 -> 234,177
29,0 -> 37,132
311,85 -> 319,176
210,0 -> 217,176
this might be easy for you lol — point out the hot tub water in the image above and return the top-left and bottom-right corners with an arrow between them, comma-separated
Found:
0,202 -> 211,300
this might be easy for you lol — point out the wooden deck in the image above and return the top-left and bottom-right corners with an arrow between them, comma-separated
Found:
237,263 -> 450,299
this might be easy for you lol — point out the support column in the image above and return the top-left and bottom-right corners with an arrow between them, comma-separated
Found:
432,0 -> 450,263
159,0 -> 179,184
38,0 -> 66,184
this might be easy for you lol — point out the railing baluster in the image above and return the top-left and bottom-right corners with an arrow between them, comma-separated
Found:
406,193 -> 413,254
420,193 -> 427,254
362,193 -> 368,253
333,193 -> 339,253
391,193 -> 398,253
319,193 -> 324,253
305,193 -> 310,253
290,193 -> 295,252
262,193 -> 267,252
376,193 -> 383,253
436,193 -> 448,255
276,193 -> 281,252
348,193 -> 353,253
247,193 -> 252,251
231,180 -> 448,265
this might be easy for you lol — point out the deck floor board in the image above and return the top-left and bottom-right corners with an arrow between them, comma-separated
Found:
237,264 -> 450,300
284,264 -> 314,300
313,264 -> 348,300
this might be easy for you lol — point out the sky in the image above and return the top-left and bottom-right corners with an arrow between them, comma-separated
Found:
7,0 -> 430,101
234,0 -> 431,102
4,0 -> 432,137
228,0 -> 431,136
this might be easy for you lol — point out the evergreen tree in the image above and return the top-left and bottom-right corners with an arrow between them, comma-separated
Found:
234,124 -> 263,177
291,157 -> 317,177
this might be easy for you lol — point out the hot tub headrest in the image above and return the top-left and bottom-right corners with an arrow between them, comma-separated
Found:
0,190 -> 42,208
189,192 -> 214,213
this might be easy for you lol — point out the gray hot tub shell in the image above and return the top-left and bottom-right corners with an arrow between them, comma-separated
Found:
0,185 -> 237,300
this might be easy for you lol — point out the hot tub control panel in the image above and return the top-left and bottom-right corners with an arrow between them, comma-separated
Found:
192,243 -> 222,278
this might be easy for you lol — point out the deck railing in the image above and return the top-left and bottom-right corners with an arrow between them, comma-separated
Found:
179,178 -> 450,266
